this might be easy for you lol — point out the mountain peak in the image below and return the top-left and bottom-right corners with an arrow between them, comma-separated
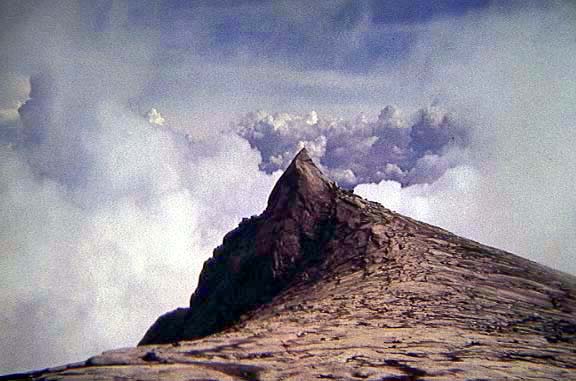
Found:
293,146 -> 312,162
13,150 -> 576,381
265,148 -> 334,215
138,148 -> 343,345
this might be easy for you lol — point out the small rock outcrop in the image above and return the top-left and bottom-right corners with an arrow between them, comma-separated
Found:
4,148 -> 576,380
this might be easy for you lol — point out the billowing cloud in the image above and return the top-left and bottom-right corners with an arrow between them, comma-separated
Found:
355,156 -> 576,276
0,74 -> 279,373
0,0 -> 575,376
353,3 -> 576,275
235,105 -> 470,188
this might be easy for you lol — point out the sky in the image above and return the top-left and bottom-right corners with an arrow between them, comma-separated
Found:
1,0 -> 576,374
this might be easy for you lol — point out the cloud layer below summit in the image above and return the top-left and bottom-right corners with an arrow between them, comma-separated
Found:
0,0 -> 575,375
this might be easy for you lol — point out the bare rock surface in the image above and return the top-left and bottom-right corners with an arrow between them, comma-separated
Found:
4,149 -> 576,380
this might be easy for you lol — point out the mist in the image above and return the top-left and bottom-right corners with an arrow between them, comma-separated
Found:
0,0 -> 575,374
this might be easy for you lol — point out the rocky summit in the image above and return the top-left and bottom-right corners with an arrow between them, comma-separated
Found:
4,148 -> 576,380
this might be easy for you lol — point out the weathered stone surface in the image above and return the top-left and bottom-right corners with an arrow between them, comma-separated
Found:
140,148 -> 339,345
4,148 -> 576,380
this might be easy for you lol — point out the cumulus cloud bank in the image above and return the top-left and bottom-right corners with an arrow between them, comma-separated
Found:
1,0 -> 575,375
236,105 -> 470,188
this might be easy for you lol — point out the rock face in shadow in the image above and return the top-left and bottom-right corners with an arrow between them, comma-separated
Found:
4,148 -> 576,380
140,148 -> 339,345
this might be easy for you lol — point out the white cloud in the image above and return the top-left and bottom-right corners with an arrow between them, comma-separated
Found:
146,108 -> 165,126
356,154 -> 576,275
0,85 -> 279,373
0,108 -> 19,125
0,0 -> 575,375
355,165 -> 480,232
235,106 -> 470,188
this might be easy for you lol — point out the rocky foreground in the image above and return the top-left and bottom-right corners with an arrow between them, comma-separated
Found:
4,149 -> 576,380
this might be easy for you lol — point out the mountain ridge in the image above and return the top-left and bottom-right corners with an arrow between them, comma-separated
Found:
3,148 -> 576,380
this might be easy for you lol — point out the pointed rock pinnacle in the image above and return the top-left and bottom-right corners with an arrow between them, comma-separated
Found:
265,148 -> 335,215
139,148 -> 342,345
